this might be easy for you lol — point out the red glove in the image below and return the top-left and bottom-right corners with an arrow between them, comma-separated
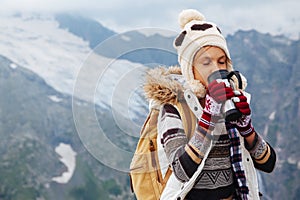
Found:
230,91 -> 254,137
232,91 -> 251,115
207,79 -> 235,103
199,79 -> 233,130
199,94 -> 222,130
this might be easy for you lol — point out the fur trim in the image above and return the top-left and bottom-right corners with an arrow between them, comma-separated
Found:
143,66 -> 184,105
186,79 -> 206,98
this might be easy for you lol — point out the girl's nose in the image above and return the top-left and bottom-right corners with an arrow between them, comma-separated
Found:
209,62 -> 220,74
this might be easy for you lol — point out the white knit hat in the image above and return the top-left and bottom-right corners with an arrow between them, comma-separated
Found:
174,9 -> 233,98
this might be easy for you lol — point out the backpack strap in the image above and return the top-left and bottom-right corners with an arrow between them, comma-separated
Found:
176,101 -> 197,140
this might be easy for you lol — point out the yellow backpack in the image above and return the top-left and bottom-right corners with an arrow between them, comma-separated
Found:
129,101 -> 196,200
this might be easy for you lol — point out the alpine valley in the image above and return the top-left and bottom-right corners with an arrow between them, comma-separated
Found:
0,13 -> 299,200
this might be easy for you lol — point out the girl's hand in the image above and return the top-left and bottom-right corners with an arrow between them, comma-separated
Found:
229,91 -> 254,137
207,79 -> 235,103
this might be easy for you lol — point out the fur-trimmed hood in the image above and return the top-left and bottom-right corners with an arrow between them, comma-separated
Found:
143,66 -> 185,106
143,66 -> 248,106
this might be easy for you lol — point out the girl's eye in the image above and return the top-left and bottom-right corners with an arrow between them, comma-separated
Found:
218,59 -> 226,65
203,59 -> 211,65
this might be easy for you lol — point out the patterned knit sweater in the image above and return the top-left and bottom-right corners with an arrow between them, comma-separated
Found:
159,103 -> 235,199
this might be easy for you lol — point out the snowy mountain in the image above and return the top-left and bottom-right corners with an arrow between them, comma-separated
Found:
0,12 -> 300,200
0,14 -> 90,94
55,13 -> 117,49
0,14 -> 148,123
55,14 -> 178,66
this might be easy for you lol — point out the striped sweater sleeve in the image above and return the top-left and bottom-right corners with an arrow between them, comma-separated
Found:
158,104 -> 212,182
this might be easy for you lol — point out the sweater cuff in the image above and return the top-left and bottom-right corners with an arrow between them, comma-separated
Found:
246,133 -> 271,164
185,125 -> 212,164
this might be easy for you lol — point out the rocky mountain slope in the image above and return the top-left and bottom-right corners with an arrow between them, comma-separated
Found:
0,55 -> 135,199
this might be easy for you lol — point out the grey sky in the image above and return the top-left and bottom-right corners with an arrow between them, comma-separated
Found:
1,0 -> 299,39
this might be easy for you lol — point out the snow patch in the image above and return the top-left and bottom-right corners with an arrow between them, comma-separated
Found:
137,29 -> 176,37
48,95 -> 62,102
269,111 -> 276,121
9,62 -> 18,69
269,49 -> 287,63
121,35 -> 131,41
52,143 -> 77,184
287,156 -> 297,165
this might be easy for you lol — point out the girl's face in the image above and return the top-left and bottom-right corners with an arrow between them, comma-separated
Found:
193,46 -> 228,87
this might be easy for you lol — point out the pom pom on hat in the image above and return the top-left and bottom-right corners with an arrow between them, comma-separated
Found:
178,9 -> 206,29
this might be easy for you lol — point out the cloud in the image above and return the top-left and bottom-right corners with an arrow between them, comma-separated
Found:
214,1 -> 300,38
1,0 -> 299,39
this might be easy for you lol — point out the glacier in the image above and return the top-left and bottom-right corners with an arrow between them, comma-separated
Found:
0,14 -> 148,113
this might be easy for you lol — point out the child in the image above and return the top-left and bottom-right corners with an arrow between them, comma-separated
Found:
146,9 -> 276,200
